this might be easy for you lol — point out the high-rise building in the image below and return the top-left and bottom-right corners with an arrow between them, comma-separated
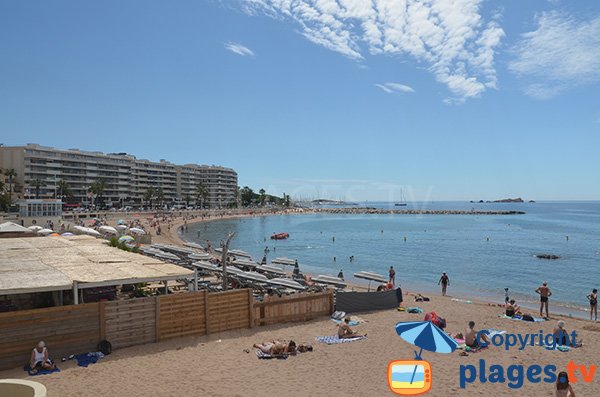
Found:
0,144 -> 238,208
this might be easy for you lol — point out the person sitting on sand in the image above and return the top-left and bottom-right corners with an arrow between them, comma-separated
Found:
465,321 -> 489,349
555,371 -> 576,397
338,317 -> 366,339
253,340 -> 297,356
29,341 -> 55,374
505,299 -> 521,317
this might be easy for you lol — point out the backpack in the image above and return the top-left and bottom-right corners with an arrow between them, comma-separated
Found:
97,340 -> 112,355
521,314 -> 534,322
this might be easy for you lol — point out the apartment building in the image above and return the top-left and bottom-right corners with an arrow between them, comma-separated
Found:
0,144 -> 238,208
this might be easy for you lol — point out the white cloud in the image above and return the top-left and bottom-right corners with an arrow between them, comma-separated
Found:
375,82 -> 415,94
239,0 -> 505,103
225,42 -> 256,57
509,11 -> 600,99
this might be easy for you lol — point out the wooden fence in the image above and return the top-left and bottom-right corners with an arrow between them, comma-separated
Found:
0,289 -> 333,371
253,291 -> 333,326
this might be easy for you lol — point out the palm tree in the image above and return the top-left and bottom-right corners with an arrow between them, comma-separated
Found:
143,187 -> 155,208
155,187 -> 164,208
57,179 -> 72,200
5,169 -> 17,203
184,194 -> 191,207
89,180 -> 106,206
195,183 -> 208,209
30,179 -> 43,199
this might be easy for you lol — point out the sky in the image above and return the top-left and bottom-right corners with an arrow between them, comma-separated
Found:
1,0 -> 599,202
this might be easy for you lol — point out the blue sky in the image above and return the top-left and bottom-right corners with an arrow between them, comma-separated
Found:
1,0 -> 599,201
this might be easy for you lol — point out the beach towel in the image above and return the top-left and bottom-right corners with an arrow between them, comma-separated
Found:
499,314 -> 545,322
331,318 -> 359,326
407,307 -> 423,314
315,335 -> 367,344
23,364 -> 60,376
75,352 -> 104,367
255,350 -> 288,360
331,311 -> 346,320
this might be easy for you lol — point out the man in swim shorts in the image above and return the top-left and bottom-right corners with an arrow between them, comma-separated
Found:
535,281 -> 552,318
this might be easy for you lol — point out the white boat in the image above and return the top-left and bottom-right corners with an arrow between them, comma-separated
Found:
271,257 -> 297,266
312,275 -> 347,288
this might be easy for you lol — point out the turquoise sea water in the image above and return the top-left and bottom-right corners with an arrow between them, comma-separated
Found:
181,201 -> 600,317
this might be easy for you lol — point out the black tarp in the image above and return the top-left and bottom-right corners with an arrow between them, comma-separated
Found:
335,290 -> 398,313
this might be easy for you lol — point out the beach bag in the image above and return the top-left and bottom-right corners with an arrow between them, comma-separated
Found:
97,340 -> 112,355
424,311 -> 438,323
437,317 -> 447,329
521,314 -> 534,322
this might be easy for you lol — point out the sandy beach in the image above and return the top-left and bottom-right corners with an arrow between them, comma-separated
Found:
3,210 -> 599,396
2,292 -> 599,396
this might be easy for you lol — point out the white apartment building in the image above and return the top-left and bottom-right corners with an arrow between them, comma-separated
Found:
0,144 -> 238,208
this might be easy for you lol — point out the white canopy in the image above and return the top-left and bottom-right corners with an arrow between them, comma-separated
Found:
0,222 -> 31,233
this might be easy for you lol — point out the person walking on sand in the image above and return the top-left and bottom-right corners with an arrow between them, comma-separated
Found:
535,281 -> 552,319
438,272 -> 449,296
389,266 -> 396,286
587,289 -> 598,321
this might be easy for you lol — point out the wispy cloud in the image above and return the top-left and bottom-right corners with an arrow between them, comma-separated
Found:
375,82 -> 415,94
509,11 -> 600,99
225,42 -> 255,57
239,0 -> 504,103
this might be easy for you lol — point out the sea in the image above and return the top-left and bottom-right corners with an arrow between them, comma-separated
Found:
180,201 -> 600,318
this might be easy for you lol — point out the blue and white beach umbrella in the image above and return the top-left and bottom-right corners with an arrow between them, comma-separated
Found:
395,321 -> 458,360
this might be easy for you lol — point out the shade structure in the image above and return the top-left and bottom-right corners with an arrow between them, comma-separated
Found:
232,258 -> 257,268
37,229 -> 54,235
354,271 -> 386,283
49,233 -> 61,237
189,252 -> 212,261
395,321 -> 458,359
99,226 -> 118,235
271,257 -> 297,266
129,227 -> 145,235
239,271 -> 269,283
255,264 -> 287,276
115,224 -> 128,231
27,225 -> 43,232
61,232 -> 74,237
183,242 -> 205,250
116,219 -> 125,225
266,278 -> 306,291
312,275 -> 347,288
0,222 -> 30,233
228,249 -> 252,258
191,261 -> 219,272
118,235 -> 135,243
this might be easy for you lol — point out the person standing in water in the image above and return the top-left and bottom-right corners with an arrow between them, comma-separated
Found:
389,266 -> 396,286
535,281 -> 552,319
587,289 -> 598,321
438,272 -> 449,296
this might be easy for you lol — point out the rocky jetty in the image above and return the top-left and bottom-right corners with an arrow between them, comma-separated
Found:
315,208 -> 525,215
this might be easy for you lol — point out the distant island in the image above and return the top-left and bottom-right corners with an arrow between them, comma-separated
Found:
470,197 -> 534,203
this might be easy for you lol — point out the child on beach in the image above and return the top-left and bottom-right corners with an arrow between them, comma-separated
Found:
587,289 -> 597,321
555,371 -> 576,397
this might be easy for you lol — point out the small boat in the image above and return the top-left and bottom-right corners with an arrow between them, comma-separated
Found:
270,232 -> 290,240
394,203 -> 407,206
395,188 -> 408,206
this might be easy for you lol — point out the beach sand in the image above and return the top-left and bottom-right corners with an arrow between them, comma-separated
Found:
5,211 -> 598,396
2,293 -> 599,396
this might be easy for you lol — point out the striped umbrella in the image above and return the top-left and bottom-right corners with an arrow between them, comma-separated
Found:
395,321 -> 458,359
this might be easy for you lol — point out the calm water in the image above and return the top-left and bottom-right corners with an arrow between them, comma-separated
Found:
181,201 -> 600,316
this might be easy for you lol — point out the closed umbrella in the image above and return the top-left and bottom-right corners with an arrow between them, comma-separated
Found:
395,321 -> 458,360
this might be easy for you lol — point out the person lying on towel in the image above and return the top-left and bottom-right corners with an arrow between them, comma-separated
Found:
338,317 -> 367,339
254,340 -> 296,355
29,341 -> 56,374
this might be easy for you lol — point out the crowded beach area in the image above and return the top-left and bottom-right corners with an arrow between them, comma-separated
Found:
1,208 -> 599,396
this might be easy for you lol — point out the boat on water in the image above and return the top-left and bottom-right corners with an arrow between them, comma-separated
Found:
270,232 -> 290,240
394,189 -> 408,206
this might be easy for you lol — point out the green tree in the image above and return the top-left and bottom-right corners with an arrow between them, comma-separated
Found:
31,178 -> 43,199
143,187 -> 155,208
57,179 -> 72,200
240,186 -> 255,207
258,188 -> 266,206
89,180 -> 106,205
195,183 -> 209,209
155,187 -> 164,207
184,194 -> 191,207
5,168 -> 17,203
